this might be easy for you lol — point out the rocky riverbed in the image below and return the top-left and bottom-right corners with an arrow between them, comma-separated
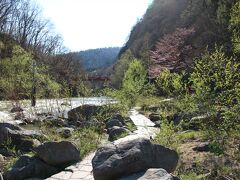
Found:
0,98 -> 181,180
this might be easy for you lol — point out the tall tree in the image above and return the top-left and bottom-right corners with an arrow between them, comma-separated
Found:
149,28 -> 195,78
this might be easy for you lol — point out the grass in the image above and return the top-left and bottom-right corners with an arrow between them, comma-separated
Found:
136,96 -> 164,108
73,128 -> 102,158
177,130 -> 205,142
1,157 -> 18,172
150,96 -> 240,180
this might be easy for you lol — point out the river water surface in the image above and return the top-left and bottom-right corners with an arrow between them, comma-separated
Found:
0,97 -> 116,123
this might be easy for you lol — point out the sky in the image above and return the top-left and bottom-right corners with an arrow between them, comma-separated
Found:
35,0 -> 153,51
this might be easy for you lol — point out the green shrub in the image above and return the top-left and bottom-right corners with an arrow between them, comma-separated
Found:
155,69 -> 185,97
154,119 -> 180,150
122,59 -> 147,104
190,48 -> 240,137
0,45 -> 62,100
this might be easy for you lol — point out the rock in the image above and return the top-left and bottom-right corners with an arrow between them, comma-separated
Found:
119,168 -> 179,180
75,118 -> 102,128
3,155 -> 59,180
12,155 -> 32,168
0,123 -> 43,152
57,127 -> 74,138
0,148 -> 15,157
68,105 -> 100,121
111,114 -> 125,125
106,119 -> 123,132
42,117 -> 65,127
193,142 -> 210,152
34,141 -> 80,166
92,138 -> 179,180
149,113 -> 161,122
0,123 -> 22,131
10,106 -> 23,113
108,126 -> 130,141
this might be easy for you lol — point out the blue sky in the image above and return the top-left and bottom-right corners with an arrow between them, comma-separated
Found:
36,0 -> 153,51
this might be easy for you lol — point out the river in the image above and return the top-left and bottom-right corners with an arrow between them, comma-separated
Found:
0,97 -> 116,123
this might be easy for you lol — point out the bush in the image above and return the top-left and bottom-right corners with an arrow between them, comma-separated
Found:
154,118 -> 180,150
190,48 -> 240,138
121,59 -> 154,107
155,69 -> 185,97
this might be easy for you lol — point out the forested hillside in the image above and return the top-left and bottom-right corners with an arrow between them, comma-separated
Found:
69,47 -> 120,71
111,0 -> 235,87
0,0 -> 88,100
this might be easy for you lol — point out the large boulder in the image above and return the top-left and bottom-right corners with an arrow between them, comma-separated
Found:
34,141 -> 80,166
3,155 -> 59,180
68,105 -> 100,121
108,126 -> 130,142
119,168 -> 180,180
92,138 -> 179,180
76,118 -> 102,128
0,123 -> 43,152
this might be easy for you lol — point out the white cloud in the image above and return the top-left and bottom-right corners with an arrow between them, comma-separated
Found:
36,0 -> 153,51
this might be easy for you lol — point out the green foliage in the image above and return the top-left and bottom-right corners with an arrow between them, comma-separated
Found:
177,130 -> 204,142
154,119 -> 179,150
190,48 -> 240,138
99,88 -> 129,115
36,69 -> 61,99
0,45 -> 33,100
155,69 -> 185,97
0,44 -> 63,100
208,142 -> 224,155
229,0 -> 240,53
110,50 -> 135,88
74,128 -> 101,158
121,59 -> 152,106
191,48 -> 240,106
3,157 -> 18,172
123,59 -> 147,94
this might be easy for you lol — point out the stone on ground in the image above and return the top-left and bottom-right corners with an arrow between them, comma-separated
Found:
119,168 -> 179,180
106,119 -> 123,131
108,126 -> 130,141
0,123 -> 43,152
68,105 -> 100,121
3,155 -> 58,180
34,141 -> 80,166
92,138 -> 179,180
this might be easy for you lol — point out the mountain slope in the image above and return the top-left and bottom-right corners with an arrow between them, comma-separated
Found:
69,47 -> 121,71
111,0 -> 234,87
